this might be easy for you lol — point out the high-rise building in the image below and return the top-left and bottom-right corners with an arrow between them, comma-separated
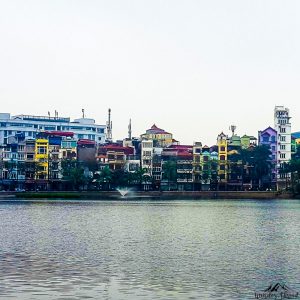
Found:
274,106 -> 292,189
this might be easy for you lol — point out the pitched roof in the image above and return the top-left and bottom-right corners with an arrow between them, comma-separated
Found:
145,124 -> 171,134
292,132 -> 300,139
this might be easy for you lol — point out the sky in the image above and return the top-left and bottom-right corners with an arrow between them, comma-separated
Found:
0,0 -> 299,145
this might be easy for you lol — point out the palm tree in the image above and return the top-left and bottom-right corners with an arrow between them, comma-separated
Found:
98,166 -> 112,190
132,167 -> 146,188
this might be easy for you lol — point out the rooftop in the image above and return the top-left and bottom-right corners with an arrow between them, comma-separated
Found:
145,124 -> 171,135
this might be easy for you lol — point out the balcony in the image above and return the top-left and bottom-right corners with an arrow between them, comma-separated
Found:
177,169 -> 193,173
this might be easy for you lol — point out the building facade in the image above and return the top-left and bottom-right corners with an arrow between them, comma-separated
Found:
0,113 -> 106,146
258,127 -> 277,187
141,124 -> 173,148
274,106 -> 292,189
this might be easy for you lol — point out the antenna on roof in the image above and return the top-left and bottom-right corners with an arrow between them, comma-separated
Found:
48,111 -> 50,118
82,108 -> 85,118
229,125 -> 236,136
128,118 -> 132,140
106,108 -> 112,142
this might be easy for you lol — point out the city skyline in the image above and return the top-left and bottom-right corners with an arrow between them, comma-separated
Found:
1,1 -> 300,145
0,106 -> 298,146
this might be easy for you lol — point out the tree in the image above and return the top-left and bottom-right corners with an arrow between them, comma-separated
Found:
281,159 -> 300,194
61,159 -> 86,190
247,145 -> 272,189
132,167 -> 148,189
96,166 -> 112,190
162,160 -> 177,191
111,168 -> 130,188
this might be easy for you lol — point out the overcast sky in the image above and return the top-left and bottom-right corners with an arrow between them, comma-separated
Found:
0,0 -> 299,145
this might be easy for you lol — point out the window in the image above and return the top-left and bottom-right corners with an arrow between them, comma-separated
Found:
280,153 -> 286,159
37,146 -> 47,154
143,151 -> 152,157
280,136 -> 286,142
220,146 -> 225,152
280,145 -> 286,150
27,154 -> 34,160
262,136 -> 269,142
220,155 -> 226,161
280,128 -> 286,133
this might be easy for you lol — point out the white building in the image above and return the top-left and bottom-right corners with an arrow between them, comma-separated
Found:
274,106 -> 291,188
0,113 -> 106,146
141,139 -> 153,176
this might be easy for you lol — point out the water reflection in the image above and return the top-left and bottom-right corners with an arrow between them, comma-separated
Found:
0,200 -> 300,299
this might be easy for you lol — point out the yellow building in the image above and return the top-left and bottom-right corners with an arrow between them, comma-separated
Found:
217,132 -> 228,187
141,124 -> 173,148
35,138 -> 49,180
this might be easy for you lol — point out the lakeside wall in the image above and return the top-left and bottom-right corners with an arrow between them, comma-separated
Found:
0,190 -> 297,200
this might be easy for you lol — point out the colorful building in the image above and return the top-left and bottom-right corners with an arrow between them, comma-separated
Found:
258,127 -> 277,188
217,132 -> 228,189
241,135 -> 257,149
141,124 -> 173,148
35,138 -> 49,184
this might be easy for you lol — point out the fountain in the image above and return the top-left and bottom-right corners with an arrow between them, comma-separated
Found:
116,188 -> 130,198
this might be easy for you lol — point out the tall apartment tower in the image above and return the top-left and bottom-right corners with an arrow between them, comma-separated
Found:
274,106 -> 291,188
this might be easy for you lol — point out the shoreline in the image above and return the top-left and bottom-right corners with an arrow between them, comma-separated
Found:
0,191 -> 299,200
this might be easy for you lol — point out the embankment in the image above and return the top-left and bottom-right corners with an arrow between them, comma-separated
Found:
0,190 -> 297,200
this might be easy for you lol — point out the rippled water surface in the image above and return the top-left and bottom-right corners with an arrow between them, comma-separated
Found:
0,199 -> 300,299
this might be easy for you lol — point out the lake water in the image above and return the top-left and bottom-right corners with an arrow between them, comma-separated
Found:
0,199 -> 300,300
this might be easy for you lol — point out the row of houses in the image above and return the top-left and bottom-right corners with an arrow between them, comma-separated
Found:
0,106 -> 299,191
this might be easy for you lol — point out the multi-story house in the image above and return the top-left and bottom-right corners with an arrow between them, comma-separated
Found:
193,142 -> 202,191
98,144 -> 135,171
24,139 -> 36,189
274,106 -> 292,189
176,150 -> 193,191
152,147 -> 163,189
60,138 -> 77,160
258,127 -> 277,188
141,139 -> 154,177
35,138 -> 49,190
210,150 -> 219,190
0,135 -> 26,190
217,132 -> 228,190
141,124 -> 173,148
201,145 -> 212,190
226,135 -> 243,190
241,135 -> 257,149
